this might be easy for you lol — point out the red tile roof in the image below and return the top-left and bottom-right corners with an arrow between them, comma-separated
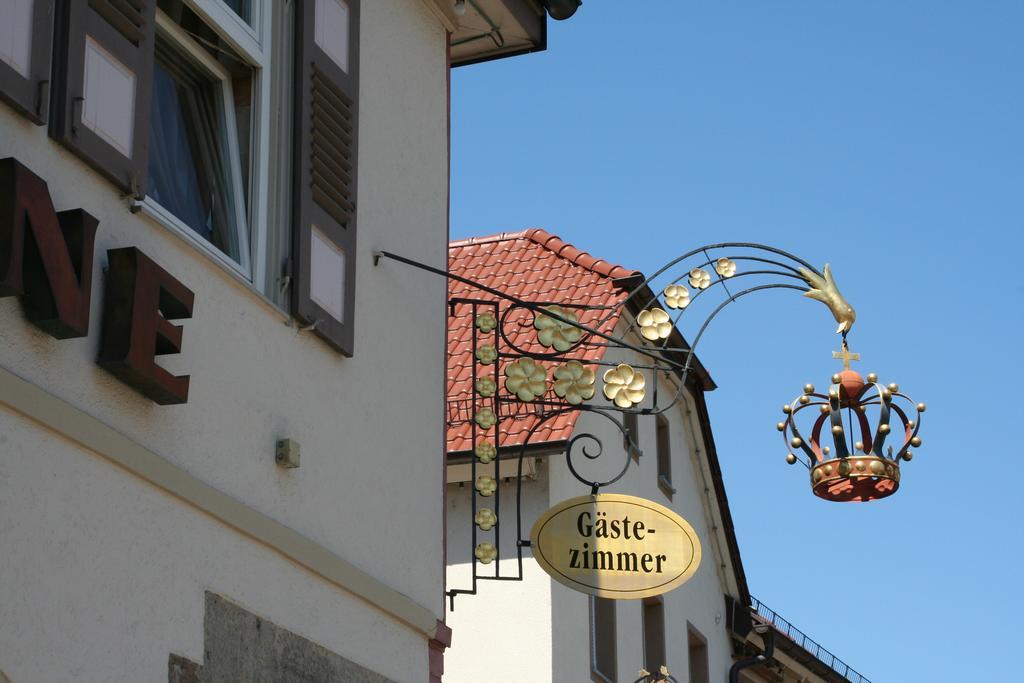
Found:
447,229 -> 641,454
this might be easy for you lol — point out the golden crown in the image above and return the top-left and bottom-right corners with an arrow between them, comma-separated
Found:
778,344 -> 925,502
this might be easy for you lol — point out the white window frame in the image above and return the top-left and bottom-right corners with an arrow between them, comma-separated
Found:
135,0 -> 272,288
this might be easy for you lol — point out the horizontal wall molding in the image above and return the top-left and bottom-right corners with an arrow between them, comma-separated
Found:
0,366 -> 438,637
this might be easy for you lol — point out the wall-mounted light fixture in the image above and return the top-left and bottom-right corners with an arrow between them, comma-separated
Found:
454,1 -> 581,23
542,0 -> 582,20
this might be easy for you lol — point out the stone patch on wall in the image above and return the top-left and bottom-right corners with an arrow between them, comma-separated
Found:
170,592 -> 394,683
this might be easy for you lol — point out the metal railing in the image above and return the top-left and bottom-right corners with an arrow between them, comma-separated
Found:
750,596 -> 871,683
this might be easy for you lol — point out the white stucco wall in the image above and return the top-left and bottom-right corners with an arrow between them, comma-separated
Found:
445,473 -> 554,682
0,0 -> 449,680
445,322 -> 741,682
0,410 -> 427,682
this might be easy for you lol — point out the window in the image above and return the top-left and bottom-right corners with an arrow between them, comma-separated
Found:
656,415 -> 674,498
10,0 -> 359,353
624,410 -> 639,462
148,27 -> 249,266
687,625 -> 709,683
642,598 -> 666,675
590,597 -> 617,682
146,8 -> 252,270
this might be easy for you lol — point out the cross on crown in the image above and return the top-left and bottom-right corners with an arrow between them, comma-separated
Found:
832,341 -> 860,371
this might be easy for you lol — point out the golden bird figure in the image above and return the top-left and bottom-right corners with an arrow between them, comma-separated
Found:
797,263 -> 856,334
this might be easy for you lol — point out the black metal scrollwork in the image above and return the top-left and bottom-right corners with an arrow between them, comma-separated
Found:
563,411 -> 635,493
374,243 -> 848,607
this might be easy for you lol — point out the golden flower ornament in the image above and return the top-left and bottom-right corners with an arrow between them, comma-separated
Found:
475,344 -> 497,365
663,284 -> 690,309
475,376 -> 496,397
638,666 -> 672,683
534,305 -> 583,352
474,508 -> 497,531
475,407 -> 496,429
475,311 -> 497,333
505,357 -> 548,402
475,474 -> 497,496
602,363 -> 646,408
714,257 -> 737,277
475,542 -> 498,564
475,439 -> 496,464
552,361 -> 596,405
636,307 -> 672,341
688,267 -> 712,289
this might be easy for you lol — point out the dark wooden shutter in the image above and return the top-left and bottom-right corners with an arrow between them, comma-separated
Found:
0,0 -> 55,124
49,0 -> 156,194
656,414 -> 674,497
591,596 -> 617,682
687,626 -> 710,683
292,0 -> 359,355
642,598 -> 666,676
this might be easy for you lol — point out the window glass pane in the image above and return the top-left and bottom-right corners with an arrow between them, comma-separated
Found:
147,43 -> 244,261
158,0 -> 252,28
221,0 -> 252,24
231,73 -> 252,209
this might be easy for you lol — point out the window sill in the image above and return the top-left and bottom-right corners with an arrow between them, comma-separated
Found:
131,197 -> 291,322
657,475 -> 676,500
134,197 -> 250,277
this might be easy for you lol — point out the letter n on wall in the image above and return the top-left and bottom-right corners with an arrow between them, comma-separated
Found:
98,248 -> 194,405
0,157 -> 97,338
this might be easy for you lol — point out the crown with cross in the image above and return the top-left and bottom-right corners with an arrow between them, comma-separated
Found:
776,340 -> 926,502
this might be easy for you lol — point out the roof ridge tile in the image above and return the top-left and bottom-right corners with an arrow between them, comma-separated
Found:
451,227 -> 641,283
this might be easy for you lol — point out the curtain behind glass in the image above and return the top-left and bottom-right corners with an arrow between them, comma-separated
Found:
149,62 -> 209,237
148,44 -> 242,261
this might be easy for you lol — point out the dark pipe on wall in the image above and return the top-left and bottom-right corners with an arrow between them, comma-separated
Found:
728,624 -> 775,683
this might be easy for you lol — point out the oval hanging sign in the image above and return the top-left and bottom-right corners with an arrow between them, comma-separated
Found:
530,493 -> 702,600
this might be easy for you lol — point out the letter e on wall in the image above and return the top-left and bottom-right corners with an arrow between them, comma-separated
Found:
98,247 -> 194,405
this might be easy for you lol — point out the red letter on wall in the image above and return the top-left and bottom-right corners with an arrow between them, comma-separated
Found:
98,247 -> 194,405
0,157 -> 97,338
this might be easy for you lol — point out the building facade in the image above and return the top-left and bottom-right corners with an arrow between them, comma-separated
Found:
442,230 -> 870,683
0,1 -> 558,681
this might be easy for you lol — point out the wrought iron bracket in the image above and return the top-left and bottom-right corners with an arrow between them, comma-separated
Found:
376,243 -> 870,607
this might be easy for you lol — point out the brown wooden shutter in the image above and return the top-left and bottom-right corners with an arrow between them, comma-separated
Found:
292,0 -> 359,355
49,0 -> 156,194
642,598 -> 666,676
0,0 -> 55,124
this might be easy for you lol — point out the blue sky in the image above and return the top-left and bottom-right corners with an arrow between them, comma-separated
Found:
450,2 -> 1022,680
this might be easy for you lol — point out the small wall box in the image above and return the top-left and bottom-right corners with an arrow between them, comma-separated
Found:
276,439 -> 301,468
